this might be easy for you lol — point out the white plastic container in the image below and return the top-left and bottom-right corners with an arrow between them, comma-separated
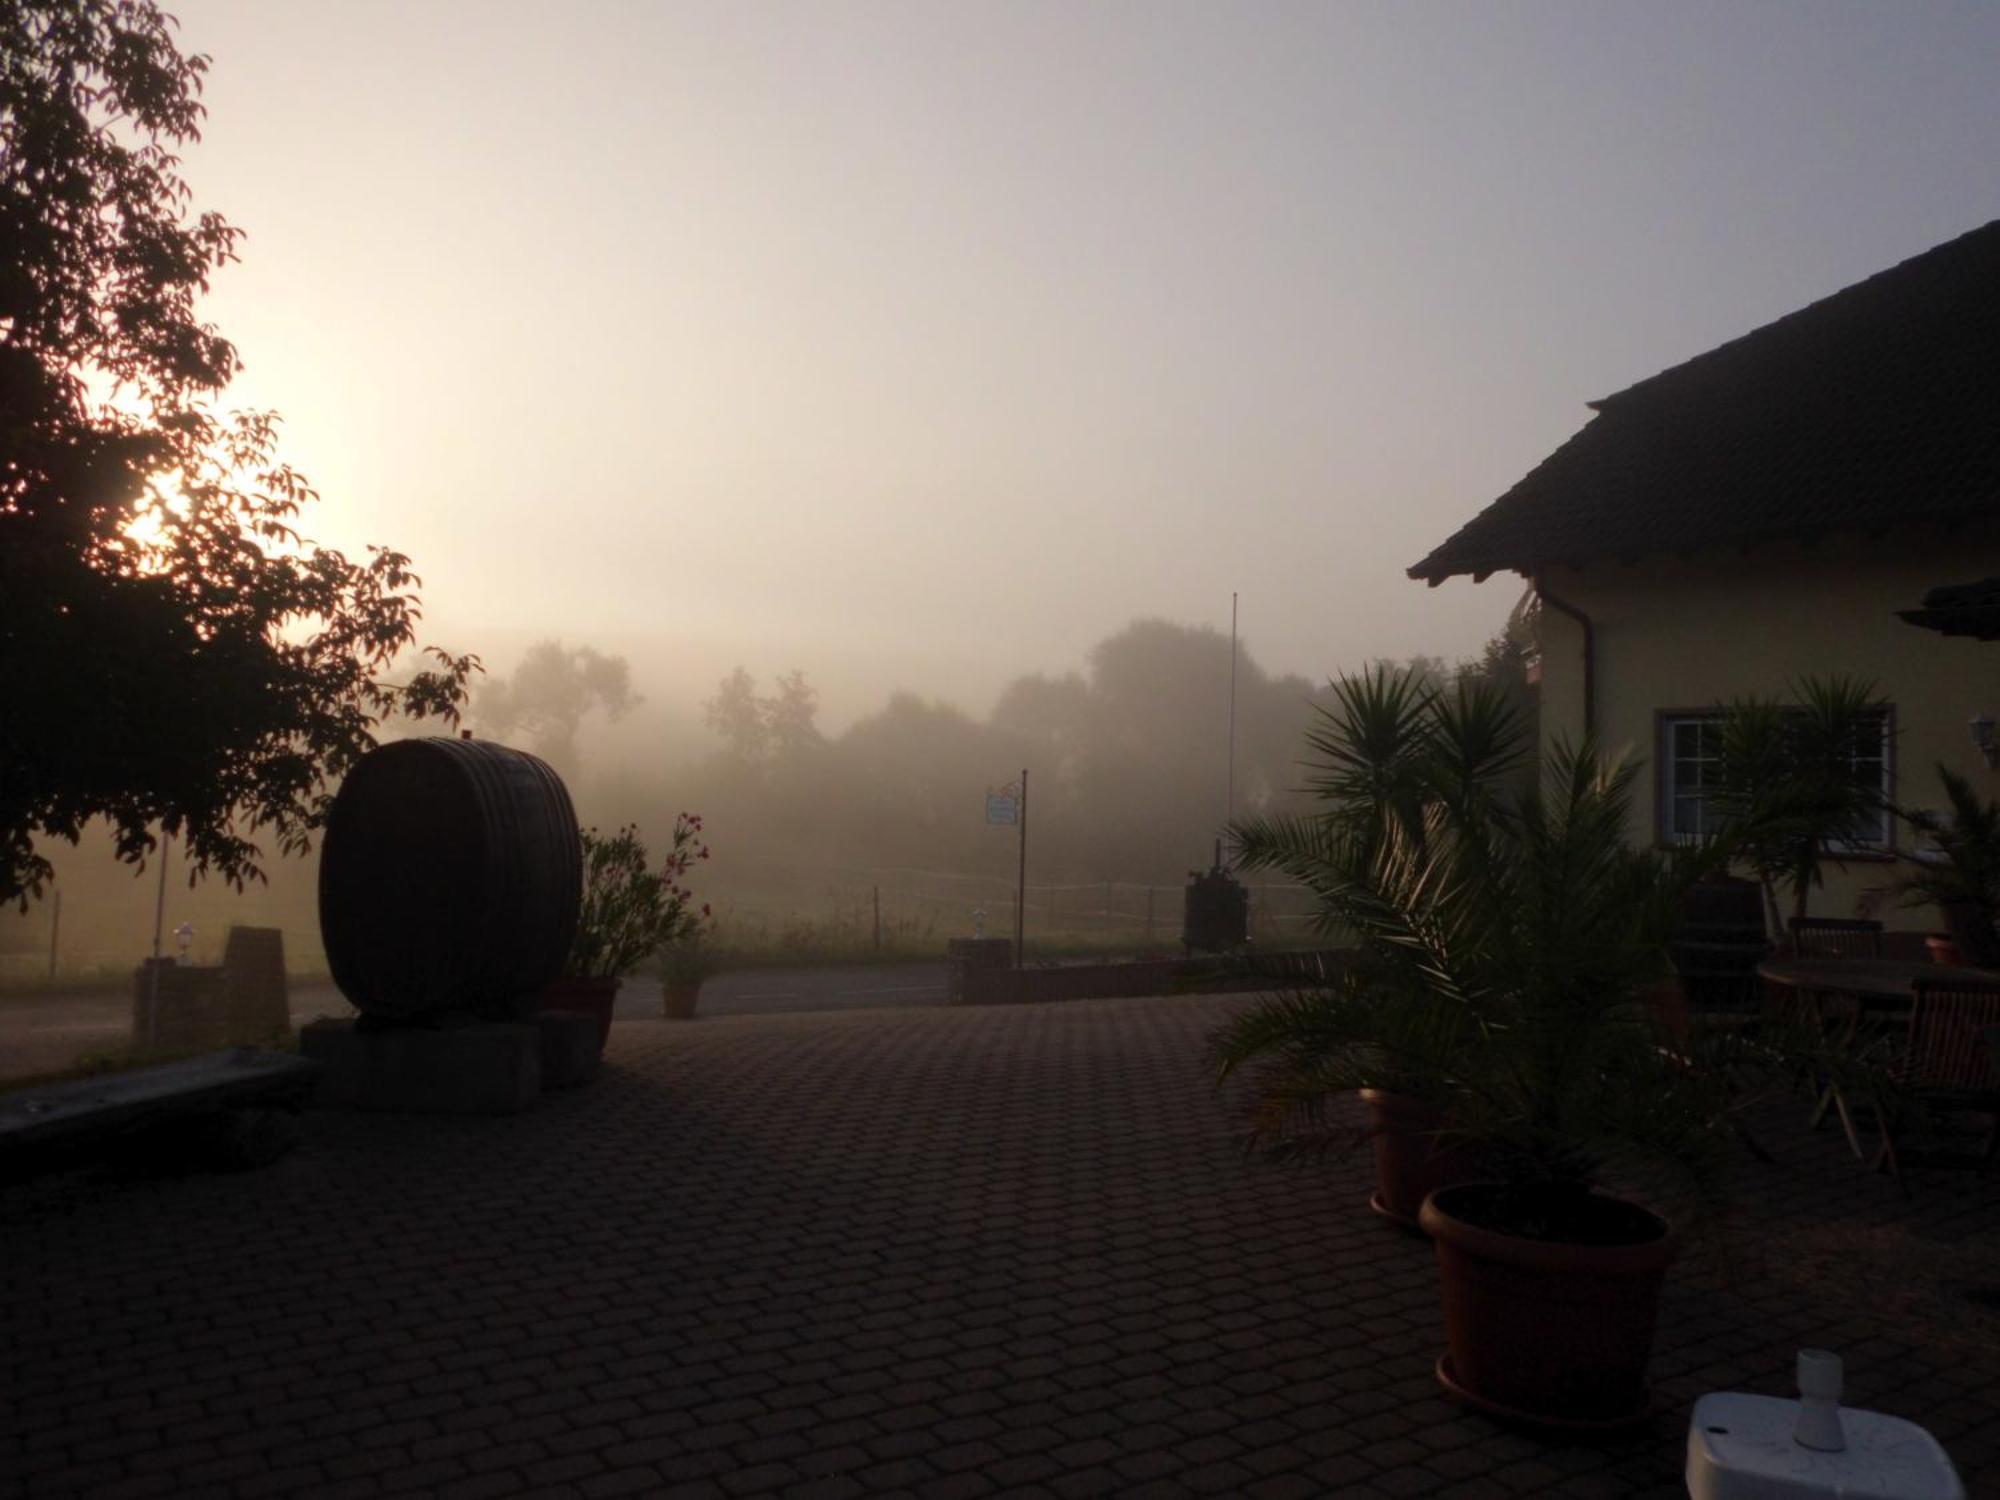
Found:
1686,1352 -> 1964,1500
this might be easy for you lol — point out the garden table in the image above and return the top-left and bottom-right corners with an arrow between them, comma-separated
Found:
1757,957 -> 2000,1157
1756,957 -> 1999,1003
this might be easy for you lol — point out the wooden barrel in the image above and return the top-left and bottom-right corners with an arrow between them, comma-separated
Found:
318,738 -> 581,1023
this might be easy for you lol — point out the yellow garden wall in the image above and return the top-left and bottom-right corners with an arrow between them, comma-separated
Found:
1530,519 -> 2000,931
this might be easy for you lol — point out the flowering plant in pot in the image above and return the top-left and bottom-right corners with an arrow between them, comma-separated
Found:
1219,689 -> 1813,1427
544,814 -> 711,1046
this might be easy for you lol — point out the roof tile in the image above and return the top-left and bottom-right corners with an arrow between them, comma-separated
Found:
1410,218 -> 2000,582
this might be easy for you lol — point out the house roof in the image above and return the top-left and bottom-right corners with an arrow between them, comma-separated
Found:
1899,577 -> 2000,642
1410,219 -> 2000,585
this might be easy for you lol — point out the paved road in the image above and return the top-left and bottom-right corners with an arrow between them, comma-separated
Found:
664,963 -> 948,1017
0,963 -> 948,1082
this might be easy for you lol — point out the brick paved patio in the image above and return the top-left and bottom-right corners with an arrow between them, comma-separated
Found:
5,994 -> 1996,1499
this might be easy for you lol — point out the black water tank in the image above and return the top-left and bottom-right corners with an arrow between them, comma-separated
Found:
318,737 -> 581,1023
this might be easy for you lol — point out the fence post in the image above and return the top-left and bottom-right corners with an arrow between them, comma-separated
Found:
873,886 -> 881,951
48,889 -> 61,981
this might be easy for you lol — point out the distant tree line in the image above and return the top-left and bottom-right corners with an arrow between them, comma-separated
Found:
1,612 -> 1533,961
572,614 -> 1537,893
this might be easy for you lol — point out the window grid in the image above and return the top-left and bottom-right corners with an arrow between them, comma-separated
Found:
1659,709 -> 1892,849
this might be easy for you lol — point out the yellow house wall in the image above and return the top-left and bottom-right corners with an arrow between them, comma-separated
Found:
1531,520 -> 2000,930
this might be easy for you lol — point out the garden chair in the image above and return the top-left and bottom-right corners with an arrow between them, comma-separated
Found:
1785,916 -> 1884,959
1870,977 -> 2000,1187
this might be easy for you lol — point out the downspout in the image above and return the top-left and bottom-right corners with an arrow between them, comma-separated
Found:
1532,573 -> 1594,739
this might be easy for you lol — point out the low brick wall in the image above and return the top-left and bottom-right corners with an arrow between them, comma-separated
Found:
959,950 -> 1352,1006
131,960 -> 229,1050
129,926 -> 293,1052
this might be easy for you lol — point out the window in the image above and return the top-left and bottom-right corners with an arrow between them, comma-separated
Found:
1663,715 -> 1726,841
1658,708 -> 1893,849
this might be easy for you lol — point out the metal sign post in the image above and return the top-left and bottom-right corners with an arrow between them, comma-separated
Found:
1015,769 -> 1028,969
984,772 -> 1028,967
1226,591 -> 1237,842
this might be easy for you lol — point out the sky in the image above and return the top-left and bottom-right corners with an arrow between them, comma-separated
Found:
169,0 -> 2000,731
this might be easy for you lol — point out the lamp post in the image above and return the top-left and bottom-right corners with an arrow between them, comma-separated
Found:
146,829 -> 170,1047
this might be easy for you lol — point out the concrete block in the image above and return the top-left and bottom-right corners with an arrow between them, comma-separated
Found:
300,1018 -> 540,1115
536,1009 -> 602,1090
130,931 -> 292,1051
223,926 -> 291,1043
132,959 -> 230,1051
946,937 -> 1014,1003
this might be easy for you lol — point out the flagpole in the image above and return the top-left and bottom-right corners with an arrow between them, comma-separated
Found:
1226,591 -> 1238,854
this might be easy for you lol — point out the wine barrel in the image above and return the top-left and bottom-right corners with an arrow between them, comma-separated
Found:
318,738 -> 581,1023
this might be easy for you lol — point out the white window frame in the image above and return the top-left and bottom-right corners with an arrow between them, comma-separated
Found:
1656,706 -> 1895,851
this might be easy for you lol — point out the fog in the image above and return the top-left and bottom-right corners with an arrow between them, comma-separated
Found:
0,614 -> 1531,980
9,1 -> 2000,978
166,0 -> 2000,710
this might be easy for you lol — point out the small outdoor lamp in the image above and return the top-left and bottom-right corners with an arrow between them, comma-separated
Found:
1970,714 -> 1999,769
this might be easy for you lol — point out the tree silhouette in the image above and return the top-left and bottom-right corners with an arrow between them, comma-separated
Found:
702,667 -> 821,767
478,640 -> 636,777
703,668 -> 773,765
0,2 -> 475,905
766,670 -> 823,759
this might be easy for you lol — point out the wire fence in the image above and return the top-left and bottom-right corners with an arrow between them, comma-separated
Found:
0,888 -> 328,987
708,859 -> 1325,953
1,858 -> 1330,984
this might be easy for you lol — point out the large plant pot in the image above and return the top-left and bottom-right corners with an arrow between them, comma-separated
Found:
1939,898 -> 2000,969
1925,932 -> 1964,967
662,983 -> 703,1021
1419,1183 -> 1676,1431
1360,1089 -> 1482,1231
541,976 -> 620,1049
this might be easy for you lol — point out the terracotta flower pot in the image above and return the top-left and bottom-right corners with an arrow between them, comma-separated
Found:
1940,898 -> 2000,968
1419,1182 -> 1676,1430
541,976 -> 621,1050
1360,1089 -> 1483,1231
662,982 -> 702,1020
1925,932 -> 1964,967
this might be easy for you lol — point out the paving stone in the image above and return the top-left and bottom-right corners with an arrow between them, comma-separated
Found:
3,994 -> 1995,1500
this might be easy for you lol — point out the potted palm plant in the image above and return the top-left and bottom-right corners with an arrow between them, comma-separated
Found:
545,814 -> 710,1046
1220,673 -> 1778,1428
1869,766 -> 2000,968
1707,677 -> 1889,941
1220,666 -> 1529,1228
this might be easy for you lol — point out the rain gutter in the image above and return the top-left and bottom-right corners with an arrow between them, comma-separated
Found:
1533,574 -> 1595,739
